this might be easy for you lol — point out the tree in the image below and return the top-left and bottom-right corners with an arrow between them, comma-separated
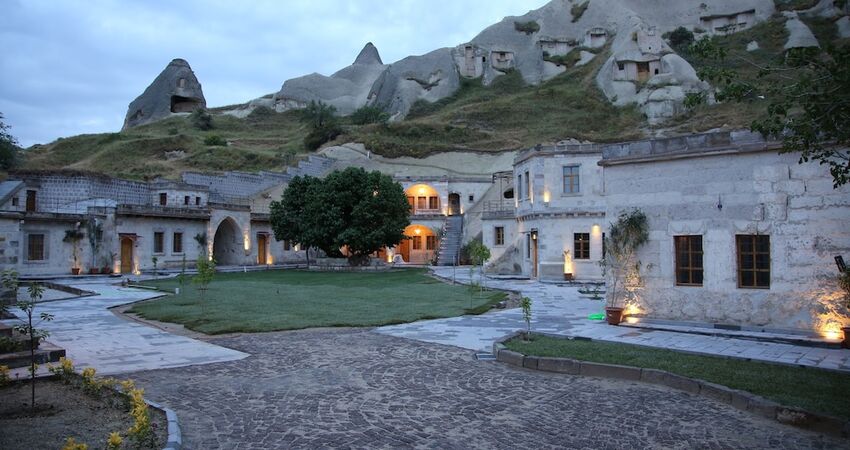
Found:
189,108 -> 214,130
350,105 -> 390,125
193,256 -> 216,306
466,239 -> 491,291
666,26 -> 694,53
520,297 -> 533,340
270,168 -> 410,265
0,112 -> 20,170
300,101 -> 342,150
602,209 -> 649,311
688,37 -> 850,187
15,281 -> 53,409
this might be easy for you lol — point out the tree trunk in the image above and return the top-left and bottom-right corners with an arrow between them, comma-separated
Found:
29,313 -> 35,409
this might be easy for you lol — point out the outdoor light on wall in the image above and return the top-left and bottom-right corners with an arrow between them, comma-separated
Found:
543,191 -> 551,206
415,228 -> 421,235
563,250 -> 573,280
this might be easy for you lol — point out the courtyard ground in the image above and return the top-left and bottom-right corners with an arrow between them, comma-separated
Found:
131,269 -> 505,334
126,328 -> 846,449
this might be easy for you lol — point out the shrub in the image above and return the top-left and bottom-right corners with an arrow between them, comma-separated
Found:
514,20 -> 540,35
571,1 -> 589,22
350,105 -> 390,125
189,108 -> 213,130
667,26 -> 695,52
203,135 -> 227,146
303,124 -> 342,150
247,105 -> 275,121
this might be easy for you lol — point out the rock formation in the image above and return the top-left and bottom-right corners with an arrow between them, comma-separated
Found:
123,59 -> 206,129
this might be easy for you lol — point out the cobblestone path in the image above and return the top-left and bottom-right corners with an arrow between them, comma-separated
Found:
129,329 -> 846,449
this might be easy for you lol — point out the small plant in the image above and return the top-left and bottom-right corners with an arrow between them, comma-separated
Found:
62,437 -> 88,450
81,367 -> 99,394
49,357 -> 76,384
64,226 -> 85,272
127,387 -> 156,448
520,297 -> 533,339
15,281 -> 53,409
467,239 -> 491,292
571,1 -> 589,22
203,134 -> 227,146
189,108 -> 213,130
151,256 -> 158,281
193,256 -> 216,308
194,232 -> 207,255
666,26 -> 695,53
514,20 -> 540,35
0,365 -> 10,387
106,432 -> 123,450
350,105 -> 389,125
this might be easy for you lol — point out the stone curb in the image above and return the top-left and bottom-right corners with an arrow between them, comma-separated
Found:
145,398 -> 182,450
492,333 -> 850,438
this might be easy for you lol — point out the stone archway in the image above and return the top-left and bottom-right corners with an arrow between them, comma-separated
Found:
213,217 -> 242,266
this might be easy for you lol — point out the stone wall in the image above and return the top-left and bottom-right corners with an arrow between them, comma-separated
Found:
602,134 -> 850,332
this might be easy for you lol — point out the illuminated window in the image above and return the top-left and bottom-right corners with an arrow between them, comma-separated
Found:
412,235 -> 422,250
675,235 -> 703,286
426,235 -> 436,250
429,196 -> 439,209
737,235 -> 770,289
417,197 -> 427,210
574,233 -> 590,259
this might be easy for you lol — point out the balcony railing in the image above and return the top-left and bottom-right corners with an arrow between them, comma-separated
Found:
411,208 -> 443,215
482,201 -> 515,219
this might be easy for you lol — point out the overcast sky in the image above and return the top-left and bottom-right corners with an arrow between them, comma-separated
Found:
0,0 -> 550,148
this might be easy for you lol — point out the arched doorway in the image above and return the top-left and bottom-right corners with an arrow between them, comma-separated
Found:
448,193 -> 461,216
397,225 -> 437,264
213,217 -> 242,266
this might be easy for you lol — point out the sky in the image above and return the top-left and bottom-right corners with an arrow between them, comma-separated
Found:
0,0 -> 551,148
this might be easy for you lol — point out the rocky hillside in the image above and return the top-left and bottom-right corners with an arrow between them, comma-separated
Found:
15,0 -> 850,180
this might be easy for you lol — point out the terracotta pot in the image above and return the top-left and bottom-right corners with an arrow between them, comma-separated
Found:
89,268 -> 100,275
605,307 -> 624,326
71,268 -> 81,275
842,327 -> 850,349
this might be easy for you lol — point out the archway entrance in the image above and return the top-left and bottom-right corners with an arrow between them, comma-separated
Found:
448,193 -> 461,216
397,225 -> 437,264
213,218 -> 242,266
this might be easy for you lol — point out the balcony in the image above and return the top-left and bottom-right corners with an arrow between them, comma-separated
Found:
116,204 -> 211,220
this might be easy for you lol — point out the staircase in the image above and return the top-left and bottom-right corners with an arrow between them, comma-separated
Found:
436,215 -> 464,266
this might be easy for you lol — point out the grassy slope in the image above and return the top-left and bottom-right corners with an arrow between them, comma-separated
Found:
506,334 -> 850,421
18,14 -> 835,179
130,269 -> 505,334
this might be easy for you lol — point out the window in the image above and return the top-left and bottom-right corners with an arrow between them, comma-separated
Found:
173,232 -> 183,254
468,194 -> 474,202
675,236 -> 703,286
525,171 -> 531,199
429,196 -> 439,209
563,165 -> 580,193
153,232 -> 164,254
426,235 -> 436,250
27,233 -> 45,261
407,196 -> 415,210
11,196 -> 18,206
617,61 -> 625,71
526,234 -> 531,258
26,190 -> 36,212
184,196 -> 190,205
495,227 -> 505,246
737,235 -> 770,289
195,196 -> 201,206
574,233 -> 590,259
602,233 -> 606,259
159,193 -> 167,206
283,240 -> 291,251
417,197 -> 427,210
412,235 -> 422,250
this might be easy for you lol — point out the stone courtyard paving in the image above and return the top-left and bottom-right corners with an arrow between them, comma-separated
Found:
127,328 -> 847,449
376,267 -> 850,372
1,280 -> 247,375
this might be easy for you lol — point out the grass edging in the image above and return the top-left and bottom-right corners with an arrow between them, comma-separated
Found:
493,332 -> 850,437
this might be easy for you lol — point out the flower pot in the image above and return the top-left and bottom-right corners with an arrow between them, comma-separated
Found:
101,267 -> 111,275
89,268 -> 100,275
71,268 -> 81,275
843,327 -> 850,349
605,307 -> 624,326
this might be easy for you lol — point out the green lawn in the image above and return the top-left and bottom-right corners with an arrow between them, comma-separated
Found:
505,334 -> 850,421
129,269 -> 505,334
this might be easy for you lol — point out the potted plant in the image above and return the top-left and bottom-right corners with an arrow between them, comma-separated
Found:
86,218 -> 103,275
601,209 -> 649,325
63,225 -> 85,275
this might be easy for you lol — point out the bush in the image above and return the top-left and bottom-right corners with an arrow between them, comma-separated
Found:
203,135 -> 227,146
571,1 -> 589,23
190,109 -> 214,130
247,105 -> 275,121
514,21 -> 540,35
350,105 -> 390,125
667,26 -> 695,52
303,124 -> 342,150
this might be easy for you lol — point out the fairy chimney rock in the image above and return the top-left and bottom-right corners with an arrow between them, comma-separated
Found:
123,58 -> 206,129
353,42 -> 383,65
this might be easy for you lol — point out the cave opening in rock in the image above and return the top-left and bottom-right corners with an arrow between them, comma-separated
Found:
170,95 -> 202,113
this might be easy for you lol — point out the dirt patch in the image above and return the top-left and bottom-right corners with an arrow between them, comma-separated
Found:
0,379 -> 167,449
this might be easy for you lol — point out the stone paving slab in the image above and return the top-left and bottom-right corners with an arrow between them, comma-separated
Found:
2,282 -> 247,375
375,267 -> 850,372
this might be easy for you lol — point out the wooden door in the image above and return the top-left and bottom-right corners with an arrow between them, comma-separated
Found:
531,231 -> 539,278
120,237 -> 133,274
400,239 -> 411,263
448,193 -> 461,216
258,234 -> 268,265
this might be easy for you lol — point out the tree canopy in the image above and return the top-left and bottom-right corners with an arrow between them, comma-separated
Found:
270,167 -> 410,264
689,38 -> 850,187
0,113 -> 20,170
